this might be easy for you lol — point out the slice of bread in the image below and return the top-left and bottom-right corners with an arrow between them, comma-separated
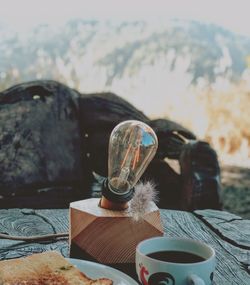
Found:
0,251 -> 113,285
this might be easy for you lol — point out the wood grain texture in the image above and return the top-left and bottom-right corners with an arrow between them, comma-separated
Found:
0,209 -> 69,260
0,208 -> 249,284
70,198 -> 163,264
160,210 -> 250,285
194,209 -> 250,249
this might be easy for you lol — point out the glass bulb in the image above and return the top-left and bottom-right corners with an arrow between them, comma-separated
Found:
108,120 -> 158,195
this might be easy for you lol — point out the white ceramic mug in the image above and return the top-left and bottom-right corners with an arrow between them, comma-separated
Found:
136,237 -> 216,285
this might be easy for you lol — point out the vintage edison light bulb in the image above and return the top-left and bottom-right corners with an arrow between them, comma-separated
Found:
100,120 -> 158,210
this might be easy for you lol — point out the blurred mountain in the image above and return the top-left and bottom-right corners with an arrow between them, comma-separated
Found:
0,19 -> 250,88
1,19 -> 250,217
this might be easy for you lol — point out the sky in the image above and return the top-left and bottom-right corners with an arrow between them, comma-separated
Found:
0,0 -> 250,37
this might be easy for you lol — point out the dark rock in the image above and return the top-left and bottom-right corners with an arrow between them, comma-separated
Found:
78,92 -> 196,176
0,80 -> 84,200
0,80 -> 221,210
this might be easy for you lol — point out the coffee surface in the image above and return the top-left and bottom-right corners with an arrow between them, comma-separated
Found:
147,250 -> 205,263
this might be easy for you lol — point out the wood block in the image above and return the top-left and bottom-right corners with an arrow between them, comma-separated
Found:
69,198 -> 163,266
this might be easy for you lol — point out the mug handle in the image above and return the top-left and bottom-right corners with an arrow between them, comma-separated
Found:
187,274 -> 206,285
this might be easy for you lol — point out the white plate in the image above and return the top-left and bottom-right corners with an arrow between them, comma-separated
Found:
67,258 -> 139,285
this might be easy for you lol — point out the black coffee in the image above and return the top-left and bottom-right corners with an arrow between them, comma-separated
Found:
147,250 -> 205,263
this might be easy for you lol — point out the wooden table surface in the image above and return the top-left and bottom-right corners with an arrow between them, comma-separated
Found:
0,208 -> 249,284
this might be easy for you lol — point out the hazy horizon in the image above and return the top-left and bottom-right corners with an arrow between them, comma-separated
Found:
1,2 -> 250,168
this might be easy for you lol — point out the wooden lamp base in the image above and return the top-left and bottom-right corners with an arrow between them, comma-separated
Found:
69,198 -> 163,275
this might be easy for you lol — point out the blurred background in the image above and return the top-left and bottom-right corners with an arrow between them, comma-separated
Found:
0,0 -> 249,216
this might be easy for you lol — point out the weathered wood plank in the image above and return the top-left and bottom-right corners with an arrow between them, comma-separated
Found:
0,208 -> 249,284
0,209 -> 69,260
0,209 -> 68,236
160,210 -> 250,285
194,209 -> 250,249
0,239 -> 68,260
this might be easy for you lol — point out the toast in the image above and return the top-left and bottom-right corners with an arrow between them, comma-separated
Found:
0,251 -> 113,285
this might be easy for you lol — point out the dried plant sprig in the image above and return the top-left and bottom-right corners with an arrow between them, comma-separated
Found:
129,181 -> 158,221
